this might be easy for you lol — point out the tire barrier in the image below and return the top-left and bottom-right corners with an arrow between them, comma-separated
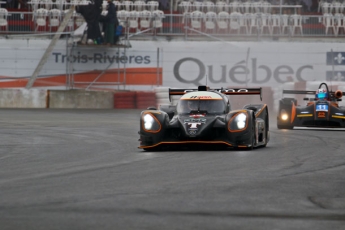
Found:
155,87 -> 172,108
114,91 -> 136,109
136,91 -> 156,109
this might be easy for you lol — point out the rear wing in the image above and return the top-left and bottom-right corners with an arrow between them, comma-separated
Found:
282,90 -> 316,95
283,89 -> 345,96
169,87 -> 262,101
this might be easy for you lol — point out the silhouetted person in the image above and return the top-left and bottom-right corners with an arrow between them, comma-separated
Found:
76,0 -> 103,44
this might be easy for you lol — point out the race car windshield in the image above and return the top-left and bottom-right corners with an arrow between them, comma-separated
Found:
317,92 -> 327,99
177,100 -> 225,114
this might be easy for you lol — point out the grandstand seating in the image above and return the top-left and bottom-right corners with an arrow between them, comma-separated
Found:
1,0 -> 345,38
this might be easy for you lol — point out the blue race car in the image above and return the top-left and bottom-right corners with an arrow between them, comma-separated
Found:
277,82 -> 345,129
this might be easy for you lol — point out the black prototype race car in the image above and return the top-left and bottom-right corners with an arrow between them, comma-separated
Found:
277,82 -> 345,129
138,86 -> 270,151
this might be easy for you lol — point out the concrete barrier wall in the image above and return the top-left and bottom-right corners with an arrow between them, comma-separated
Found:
0,89 -> 47,108
48,90 -> 114,109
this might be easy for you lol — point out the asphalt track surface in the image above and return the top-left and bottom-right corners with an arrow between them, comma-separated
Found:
0,109 -> 344,230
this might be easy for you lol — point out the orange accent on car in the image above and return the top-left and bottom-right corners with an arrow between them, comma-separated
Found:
318,112 -> 326,118
291,103 -> 296,123
255,104 -> 267,117
139,141 -> 234,149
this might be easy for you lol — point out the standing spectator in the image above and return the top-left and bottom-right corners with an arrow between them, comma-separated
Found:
76,0 -> 103,45
102,0 -> 119,46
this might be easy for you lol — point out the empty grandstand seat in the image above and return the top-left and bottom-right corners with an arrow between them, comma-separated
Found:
29,0 -> 41,12
237,12 -> 248,34
321,2 -> 331,14
229,1 -> 240,13
139,10 -> 152,30
117,10 -> 129,27
330,2 -> 342,14
128,10 -> 140,32
134,0 -> 146,11
246,12 -> 258,34
251,1 -> 262,13
318,0 -> 325,13
215,1 -> 227,13
262,1 -> 271,14
122,0 -> 134,11
203,1 -> 215,13
178,1 -> 191,13
229,11 -> 240,32
259,13 -> 271,35
270,14 -> 281,35
281,14 -> 290,35
64,9 -> 76,31
152,10 -> 164,32
290,14 -> 303,36
0,8 -> 8,32
192,1 -> 203,12
334,13 -> 343,36
34,8 -> 49,32
217,11 -> 229,33
323,13 -> 336,35
54,0 -> 65,11
147,1 -> 159,12
190,10 -> 204,31
49,8 -> 61,32
44,0 -> 53,10
242,1 -> 252,14
204,11 -> 217,32
75,12 -> 85,28
180,1 -> 191,24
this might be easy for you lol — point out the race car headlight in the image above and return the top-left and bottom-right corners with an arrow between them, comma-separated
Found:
142,113 -> 161,132
280,110 -> 288,121
229,112 -> 248,131
235,112 -> 247,129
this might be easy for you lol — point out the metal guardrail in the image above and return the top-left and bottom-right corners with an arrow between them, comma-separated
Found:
0,11 -> 342,39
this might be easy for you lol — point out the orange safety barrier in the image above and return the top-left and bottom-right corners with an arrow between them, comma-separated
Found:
114,92 -> 136,109
136,91 -> 157,109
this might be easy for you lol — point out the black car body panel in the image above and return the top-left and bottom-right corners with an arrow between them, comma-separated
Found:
138,86 -> 270,151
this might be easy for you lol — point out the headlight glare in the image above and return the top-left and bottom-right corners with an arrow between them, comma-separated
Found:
281,114 -> 288,120
235,112 -> 247,129
280,109 -> 288,121
142,113 -> 161,132
144,114 -> 154,130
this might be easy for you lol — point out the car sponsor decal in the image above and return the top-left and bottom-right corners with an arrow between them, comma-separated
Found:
180,91 -> 223,100
184,118 -> 206,135
189,114 -> 205,118
318,112 -> 326,118
184,118 -> 207,123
